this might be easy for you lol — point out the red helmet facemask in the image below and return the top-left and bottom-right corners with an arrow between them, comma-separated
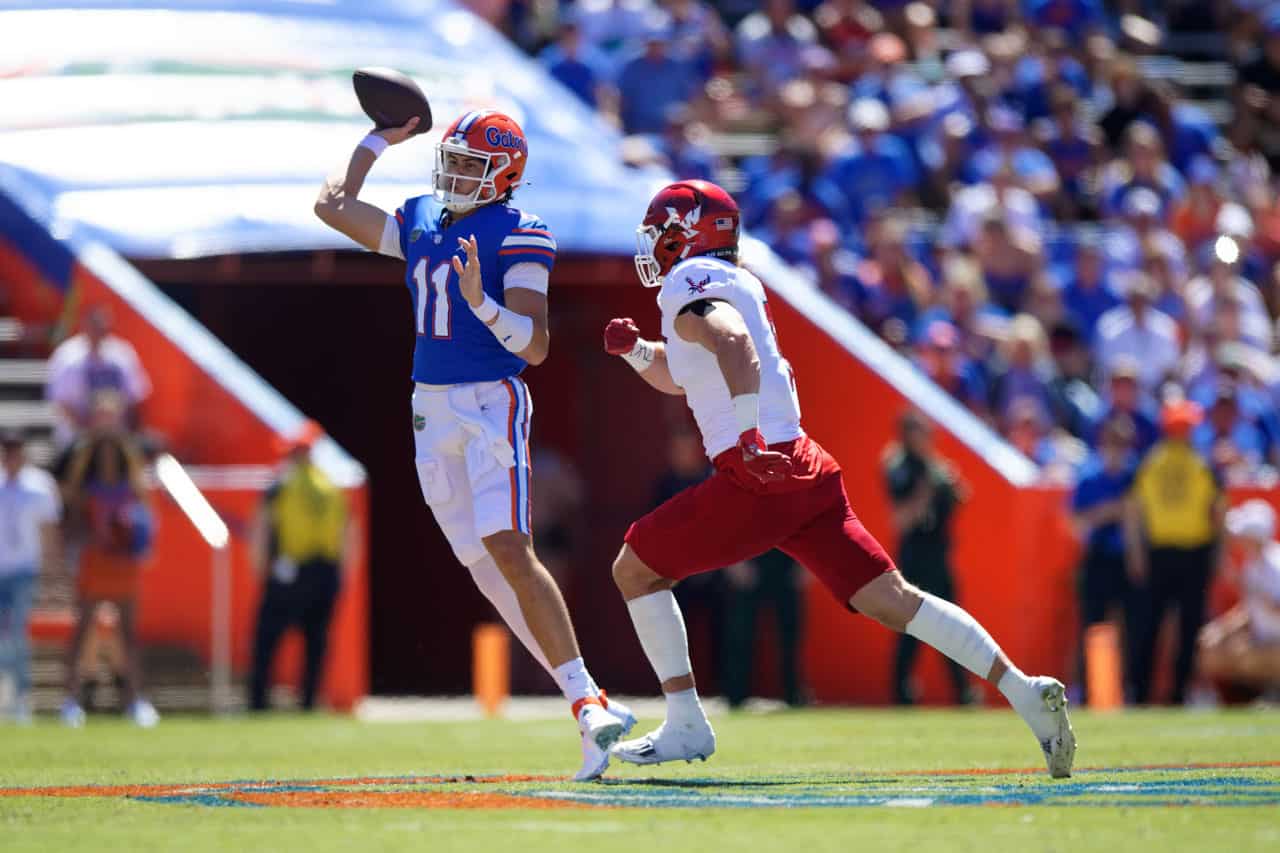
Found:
634,180 -> 740,287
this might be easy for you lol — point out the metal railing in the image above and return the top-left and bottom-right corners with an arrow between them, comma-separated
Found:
152,452 -> 233,714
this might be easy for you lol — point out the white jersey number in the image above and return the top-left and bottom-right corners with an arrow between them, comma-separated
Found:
413,259 -> 453,339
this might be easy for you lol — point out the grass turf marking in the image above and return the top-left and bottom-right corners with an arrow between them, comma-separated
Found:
1,762 -> 1276,809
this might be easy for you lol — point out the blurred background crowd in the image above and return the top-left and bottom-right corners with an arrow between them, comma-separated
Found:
469,0 -> 1280,489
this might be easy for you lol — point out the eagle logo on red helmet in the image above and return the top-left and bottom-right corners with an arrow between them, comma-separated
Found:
634,181 -> 741,288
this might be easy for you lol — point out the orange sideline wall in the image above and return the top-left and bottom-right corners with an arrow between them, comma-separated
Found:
2,238 -> 369,710
139,484 -> 369,711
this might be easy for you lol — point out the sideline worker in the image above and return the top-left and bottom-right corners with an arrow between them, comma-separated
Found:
249,421 -> 351,711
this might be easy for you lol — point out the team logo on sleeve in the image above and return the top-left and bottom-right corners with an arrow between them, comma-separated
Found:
686,274 -> 712,294
413,414 -> 426,431
409,228 -> 424,244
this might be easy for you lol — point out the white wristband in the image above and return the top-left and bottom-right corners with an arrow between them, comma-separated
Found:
732,393 -> 760,435
359,133 -> 389,157
472,294 -> 534,354
473,293 -> 501,324
621,339 -> 656,372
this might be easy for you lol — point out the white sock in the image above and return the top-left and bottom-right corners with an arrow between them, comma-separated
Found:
904,593 -> 1000,679
906,595 -> 1052,728
466,555 -> 551,672
997,665 -> 1042,720
551,657 -> 598,704
625,590 -> 693,683
665,687 -> 706,727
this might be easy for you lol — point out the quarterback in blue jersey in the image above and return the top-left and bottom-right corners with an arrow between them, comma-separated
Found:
315,109 -> 631,780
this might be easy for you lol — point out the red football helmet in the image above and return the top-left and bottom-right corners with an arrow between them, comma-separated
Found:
634,180 -> 741,288
433,110 -> 529,212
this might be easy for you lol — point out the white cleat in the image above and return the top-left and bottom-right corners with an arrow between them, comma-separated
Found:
126,698 -> 160,729
572,702 -> 625,782
600,695 -> 637,737
613,718 -> 716,766
1025,677 -> 1076,778
60,698 -> 86,728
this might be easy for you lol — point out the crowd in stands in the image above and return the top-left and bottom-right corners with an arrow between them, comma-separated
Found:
479,0 -> 1280,488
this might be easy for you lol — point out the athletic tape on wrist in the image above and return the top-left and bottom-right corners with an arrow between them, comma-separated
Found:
732,393 -> 760,435
621,339 -> 656,372
358,133 -> 389,157
472,294 -> 533,353
472,293 -> 501,324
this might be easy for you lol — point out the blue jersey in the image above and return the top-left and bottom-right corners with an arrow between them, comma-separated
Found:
395,197 -> 556,385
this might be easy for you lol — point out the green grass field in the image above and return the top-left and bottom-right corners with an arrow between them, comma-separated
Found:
2,707 -> 1278,852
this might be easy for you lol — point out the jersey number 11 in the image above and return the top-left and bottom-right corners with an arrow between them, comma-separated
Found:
414,259 -> 453,339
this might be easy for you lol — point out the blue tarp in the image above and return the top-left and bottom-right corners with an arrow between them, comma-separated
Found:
0,0 -> 668,259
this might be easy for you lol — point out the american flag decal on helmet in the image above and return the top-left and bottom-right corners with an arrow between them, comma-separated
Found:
715,217 -> 734,231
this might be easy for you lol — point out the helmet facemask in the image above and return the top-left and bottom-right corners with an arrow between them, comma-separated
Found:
634,208 -> 696,288
433,141 -> 511,213
634,224 -> 665,288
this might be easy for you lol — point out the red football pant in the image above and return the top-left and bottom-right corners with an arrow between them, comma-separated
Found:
625,435 -> 895,605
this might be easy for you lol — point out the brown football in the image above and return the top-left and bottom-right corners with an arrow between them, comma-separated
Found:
352,67 -> 433,135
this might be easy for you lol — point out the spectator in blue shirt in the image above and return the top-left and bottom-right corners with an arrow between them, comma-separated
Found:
738,139 -> 853,232
539,19 -> 610,109
656,104 -> 722,182
1058,240 -> 1120,340
614,22 -> 700,135
963,105 -> 1061,203
1087,359 -> 1161,458
1071,414 -> 1139,703
825,99 -> 919,226
806,218 -> 863,313
754,189 -> 820,267
1100,122 -> 1187,221
1024,0 -> 1105,40
1048,320 -> 1104,439
735,0 -> 827,101
1192,350 -> 1280,465
913,320 -> 991,418
664,0 -> 733,81
1036,84 -> 1102,217
954,0 -> 1022,35
1192,382 -> 1270,484
990,313 -> 1057,424
1010,28 -> 1091,122
1102,187 -> 1189,280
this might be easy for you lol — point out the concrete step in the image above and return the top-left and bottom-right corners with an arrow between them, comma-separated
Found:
0,399 -> 54,429
0,318 -> 21,344
0,359 -> 47,386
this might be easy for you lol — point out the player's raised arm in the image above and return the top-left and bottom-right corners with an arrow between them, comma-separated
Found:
603,318 -> 684,395
314,117 -> 419,254
674,298 -> 792,483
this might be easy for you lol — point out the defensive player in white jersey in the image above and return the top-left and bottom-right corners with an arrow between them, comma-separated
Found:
602,180 -> 1076,778
315,111 -> 631,780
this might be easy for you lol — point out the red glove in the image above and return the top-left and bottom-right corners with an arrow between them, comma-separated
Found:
738,429 -> 793,484
604,317 -> 641,355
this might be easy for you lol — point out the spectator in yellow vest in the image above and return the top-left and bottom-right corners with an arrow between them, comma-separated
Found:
248,421 -> 351,711
1124,399 -> 1226,704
